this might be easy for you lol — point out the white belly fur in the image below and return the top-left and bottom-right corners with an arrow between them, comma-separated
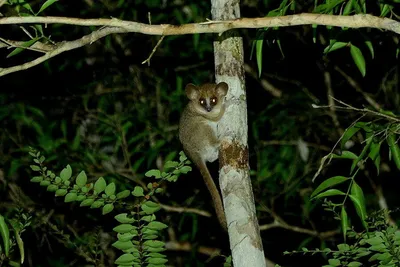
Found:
202,120 -> 219,163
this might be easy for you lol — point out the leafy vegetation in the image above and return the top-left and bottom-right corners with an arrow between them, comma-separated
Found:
1,0 -> 400,266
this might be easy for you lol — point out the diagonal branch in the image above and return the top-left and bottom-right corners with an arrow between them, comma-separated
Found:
0,26 -> 127,76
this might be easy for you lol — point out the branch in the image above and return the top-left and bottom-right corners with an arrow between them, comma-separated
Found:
334,65 -> 381,110
1,14 -> 400,35
160,204 -> 212,217
244,63 -> 282,98
165,241 -> 221,257
0,26 -> 126,76
259,220 -> 339,239
260,140 -> 331,152
312,97 -> 400,123
1,14 -> 400,76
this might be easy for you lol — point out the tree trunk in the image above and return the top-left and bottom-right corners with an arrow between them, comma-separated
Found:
211,0 -> 266,266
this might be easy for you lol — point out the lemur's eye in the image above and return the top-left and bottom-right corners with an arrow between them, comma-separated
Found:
199,98 -> 206,106
211,97 -> 217,105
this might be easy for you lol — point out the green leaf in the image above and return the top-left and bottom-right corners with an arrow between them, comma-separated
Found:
324,41 -> 348,54
115,253 -> 135,264
21,2 -> 34,13
145,246 -> 165,253
179,166 -> 192,174
380,4 -> 391,17
0,215 -> 10,256
113,224 -> 135,233
60,165 -> 72,181
105,183 -> 116,196
143,240 -> 165,248
387,133 -> 400,170
116,190 -> 131,199
179,151 -> 187,162
328,258 -> 341,266
343,0 -> 353,15
332,151 -> 358,160
350,182 -> 368,229
102,203 -> 114,215
141,201 -> 161,214
311,176 -> 349,198
36,0 -> 58,15
350,136 -> 373,174
132,186 -> 144,197
348,262 -> 362,267
146,221 -> 168,230
46,184 -> 58,192
312,189 -> 346,199
155,188 -> 163,194
30,164 -> 41,172
312,25 -> 317,43
369,141 -> 382,174
256,38 -> 263,77
112,240 -> 135,251
90,200 -> 104,209
341,206 -> 348,242
14,231 -> 24,264
94,177 -> 107,193
366,236 -> 383,246
350,44 -> 366,77
7,37 -> 40,57
117,233 -> 136,242
364,40 -> 374,59
145,169 -> 161,178
55,189 -> 67,196
147,258 -> 168,264
80,199 -> 94,207
147,252 -> 167,258
368,141 -> 381,161
40,180 -> 50,186
76,171 -> 87,187
115,213 -> 135,224
141,215 -> 155,223
341,124 -> 362,150
30,176 -> 43,183
76,195 -> 85,202
164,161 -> 178,169
64,192 -> 77,202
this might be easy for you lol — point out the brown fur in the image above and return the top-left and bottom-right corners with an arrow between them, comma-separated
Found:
179,82 -> 228,230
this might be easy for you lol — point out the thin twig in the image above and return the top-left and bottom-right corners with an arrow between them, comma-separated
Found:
334,65 -> 381,110
312,98 -> 400,122
244,64 -> 282,98
160,204 -> 212,217
259,204 -> 339,239
142,35 -> 165,65
324,69 -> 344,136
260,140 -> 331,152
0,37 -> 50,53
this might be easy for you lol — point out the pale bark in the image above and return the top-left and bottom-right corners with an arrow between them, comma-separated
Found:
211,0 -> 266,266
2,13 -> 400,77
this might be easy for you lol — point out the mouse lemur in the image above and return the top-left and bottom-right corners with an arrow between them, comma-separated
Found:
179,82 -> 228,230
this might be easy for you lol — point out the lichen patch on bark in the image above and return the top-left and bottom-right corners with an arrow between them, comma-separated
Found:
219,140 -> 248,169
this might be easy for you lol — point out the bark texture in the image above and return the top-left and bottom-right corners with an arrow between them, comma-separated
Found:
211,0 -> 266,266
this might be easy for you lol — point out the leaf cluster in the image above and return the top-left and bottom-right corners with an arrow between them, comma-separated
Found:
285,209 -> 400,267
27,148 -> 191,267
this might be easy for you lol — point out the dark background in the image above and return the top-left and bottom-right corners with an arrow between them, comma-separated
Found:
1,0 -> 400,266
